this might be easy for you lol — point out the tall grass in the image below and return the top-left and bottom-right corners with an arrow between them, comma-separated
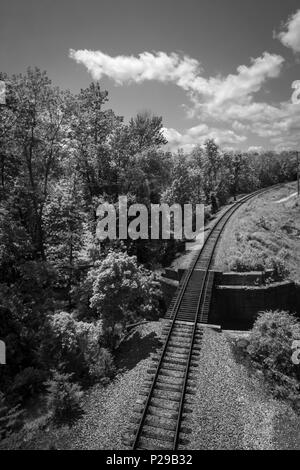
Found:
214,183 -> 300,282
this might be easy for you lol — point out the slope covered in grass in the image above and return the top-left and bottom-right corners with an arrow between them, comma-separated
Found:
214,183 -> 300,282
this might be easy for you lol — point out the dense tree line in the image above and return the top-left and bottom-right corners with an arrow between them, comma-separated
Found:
0,68 -> 297,431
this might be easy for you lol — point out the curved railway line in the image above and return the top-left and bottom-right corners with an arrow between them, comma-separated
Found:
125,185 -> 281,451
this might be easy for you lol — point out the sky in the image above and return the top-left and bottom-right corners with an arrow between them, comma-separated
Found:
1,0 -> 300,152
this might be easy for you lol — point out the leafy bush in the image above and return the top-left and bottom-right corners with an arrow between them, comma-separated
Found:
247,310 -> 300,405
0,392 -> 23,440
266,256 -> 289,281
10,368 -> 47,402
89,347 -> 116,382
71,272 -> 97,320
42,311 -> 116,382
228,248 -> 266,272
89,250 -> 163,345
46,370 -> 83,423
257,216 -> 272,231
228,248 -> 289,280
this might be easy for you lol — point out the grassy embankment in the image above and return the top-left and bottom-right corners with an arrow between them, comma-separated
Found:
214,182 -> 300,282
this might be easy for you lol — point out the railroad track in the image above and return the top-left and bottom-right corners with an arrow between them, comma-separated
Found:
124,185 -> 280,451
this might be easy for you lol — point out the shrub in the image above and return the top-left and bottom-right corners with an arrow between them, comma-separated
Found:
71,272 -> 97,320
43,312 -> 86,379
43,312 -> 111,382
0,392 -> 23,440
228,248 -> 265,272
266,256 -> 289,281
10,368 -> 47,402
257,216 -> 272,231
46,370 -> 83,423
89,250 -> 163,345
247,310 -> 300,405
228,249 -> 289,280
88,347 -> 116,381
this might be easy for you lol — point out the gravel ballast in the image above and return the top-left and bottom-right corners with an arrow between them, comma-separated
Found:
182,328 -> 300,450
66,324 -> 300,450
12,321 -> 299,450
65,321 -> 164,450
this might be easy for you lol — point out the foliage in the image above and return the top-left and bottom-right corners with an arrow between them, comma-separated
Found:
228,242 -> 289,280
42,311 -> 115,381
0,67 -> 297,417
44,179 -> 85,269
224,152 -> 259,200
247,310 -> 300,405
0,392 -> 23,440
10,367 -> 47,402
90,347 -> 116,382
46,370 -> 83,423
191,140 -> 231,208
128,112 -> 167,152
89,250 -> 163,344
228,249 -> 266,272
162,151 -> 194,206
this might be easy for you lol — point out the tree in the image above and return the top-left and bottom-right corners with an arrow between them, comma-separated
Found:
191,140 -> 231,207
247,311 -> 300,404
128,111 -> 167,153
43,178 -> 86,299
68,82 -> 122,201
89,250 -> 162,343
41,311 -> 115,381
108,112 -> 169,198
224,152 -> 258,200
46,370 -> 83,423
4,68 -> 68,259
162,151 -> 194,206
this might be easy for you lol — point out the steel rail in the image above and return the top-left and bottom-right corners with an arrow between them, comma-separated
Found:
131,184 -> 281,450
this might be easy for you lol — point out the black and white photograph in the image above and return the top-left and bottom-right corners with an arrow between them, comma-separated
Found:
1,0 -> 300,457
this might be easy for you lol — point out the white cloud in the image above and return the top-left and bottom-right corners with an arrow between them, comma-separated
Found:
70,49 -> 283,109
69,49 -> 202,87
277,9 -> 300,53
232,121 -> 249,132
247,146 -> 264,153
70,47 -> 300,152
163,125 -> 246,152
197,52 -> 283,107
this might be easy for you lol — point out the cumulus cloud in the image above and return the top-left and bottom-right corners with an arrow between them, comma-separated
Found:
163,125 -> 246,152
277,9 -> 300,53
69,49 -> 202,87
247,146 -> 264,153
69,47 -> 300,152
70,49 -> 283,108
